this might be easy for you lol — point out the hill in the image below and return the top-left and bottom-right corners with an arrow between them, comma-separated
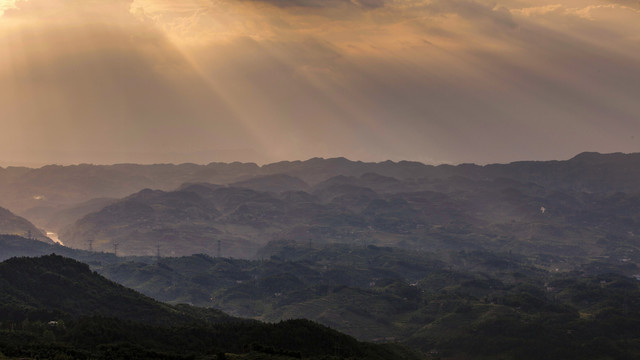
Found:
0,235 -> 104,263
81,242 -> 640,359
60,188 -> 232,257
4,236 -> 640,359
230,174 -> 309,193
0,206 -> 51,243
21,197 -> 118,234
0,254 -> 417,360
0,254 -> 207,325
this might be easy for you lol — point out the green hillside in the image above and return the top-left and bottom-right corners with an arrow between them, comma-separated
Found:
0,254 -> 417,360
96,243 -> 640,359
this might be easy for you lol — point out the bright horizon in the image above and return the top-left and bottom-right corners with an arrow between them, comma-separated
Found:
2,0 -> 640,166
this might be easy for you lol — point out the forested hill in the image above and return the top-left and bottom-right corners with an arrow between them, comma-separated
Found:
0,254 -> 228,325
0,254 -> 418,360
3,152 -> 640,226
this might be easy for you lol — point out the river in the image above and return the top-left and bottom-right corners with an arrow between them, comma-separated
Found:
46,231 -> 64,245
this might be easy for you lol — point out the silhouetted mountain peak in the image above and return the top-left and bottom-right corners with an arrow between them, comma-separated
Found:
569,151 -> 640,163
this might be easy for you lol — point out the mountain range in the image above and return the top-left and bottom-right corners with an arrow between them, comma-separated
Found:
51,157 -> 640,261
2,151 -> 640,230
4,148 -> 640,359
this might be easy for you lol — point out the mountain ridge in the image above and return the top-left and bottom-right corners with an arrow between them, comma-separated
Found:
4,151 -> 640,257
0,206 -> 51,243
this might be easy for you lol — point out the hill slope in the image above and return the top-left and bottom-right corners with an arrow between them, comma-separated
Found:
61,188 -> 229,256
0,254 -> 416,360
0,206 -> 51,243
0,254 -> 227,325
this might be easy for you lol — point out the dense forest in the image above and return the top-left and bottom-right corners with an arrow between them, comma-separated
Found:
3,238 -> 640,359
0,254 -> 416,360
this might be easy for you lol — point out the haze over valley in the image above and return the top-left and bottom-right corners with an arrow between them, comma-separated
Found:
2,0 -> 640,358
3,153 -> 640,358
3,152 -> 640,259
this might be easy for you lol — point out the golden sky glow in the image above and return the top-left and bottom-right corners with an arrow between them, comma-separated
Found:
2,0 -> 640,166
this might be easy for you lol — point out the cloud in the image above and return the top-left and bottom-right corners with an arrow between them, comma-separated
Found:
240,0 -> 386,9
567,3 -> 640,21
2,0 -> 640,165
0,0 -> 253,164
3,0 -> 134,22
426,0 -> 518,29
512,4 -> 563,17
352,0 -> 386,9
606,0 -> 640,9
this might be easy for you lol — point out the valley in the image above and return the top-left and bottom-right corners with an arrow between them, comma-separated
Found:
3,153 -> 640,359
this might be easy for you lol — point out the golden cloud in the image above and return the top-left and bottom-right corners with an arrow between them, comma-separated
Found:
1,0 -> 640,164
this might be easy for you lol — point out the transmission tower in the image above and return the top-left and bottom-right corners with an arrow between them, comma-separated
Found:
87,236 -> 93,252
113,241 -> 119,257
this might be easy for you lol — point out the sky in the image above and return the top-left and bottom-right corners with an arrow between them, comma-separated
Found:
1,0 -> 639,166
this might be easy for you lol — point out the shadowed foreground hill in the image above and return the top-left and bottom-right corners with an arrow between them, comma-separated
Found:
4,237 -> 640,359
100,243 -> 640,360
0,254 -> 418,360
0,235 -> 117,263
0,254 -> 203,325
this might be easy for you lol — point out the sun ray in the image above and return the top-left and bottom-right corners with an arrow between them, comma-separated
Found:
0,0 -> 16,15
